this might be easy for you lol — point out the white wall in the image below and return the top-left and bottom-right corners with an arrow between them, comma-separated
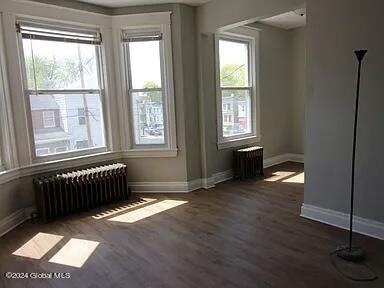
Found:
305,0 -> 384,223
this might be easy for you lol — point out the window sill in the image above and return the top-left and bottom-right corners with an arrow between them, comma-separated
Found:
217,136 -> 260,150
0,168 -> 20,185
0,148 -> 179,186
33,147 -> 109,164
121,148 -> 178,158
0,151 -> 120,186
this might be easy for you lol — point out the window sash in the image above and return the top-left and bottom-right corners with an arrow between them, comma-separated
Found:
123,31 -> 169,148
124,39 -> 163,90
128,88 -> 167,147
220,86 -> 252,90
216,33 -> 257,144
219,87 -> 254,141
22,38 -> 103,91
25,91 -> 108,158
218,37 -> 251,88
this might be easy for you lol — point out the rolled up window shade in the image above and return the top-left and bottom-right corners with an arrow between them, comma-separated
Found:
121,30 -> 162,43
16,21 -> 102,45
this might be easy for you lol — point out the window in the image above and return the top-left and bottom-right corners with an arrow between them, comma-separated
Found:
55,146 -> 68,153
78,108 -> 86,125
18,21 -> 106,159
75,140 -> 89,149
216,32 -> 259,148
42,111 -> 55,128
122,27 -> 175,149
36,148 -> 49,156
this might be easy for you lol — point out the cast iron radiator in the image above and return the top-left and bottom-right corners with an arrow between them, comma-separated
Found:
33,163 -> 131,221
233,146 -> 264,180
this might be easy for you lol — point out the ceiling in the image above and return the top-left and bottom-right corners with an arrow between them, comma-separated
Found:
76,0 -> 211,8
259,9 -> 306,30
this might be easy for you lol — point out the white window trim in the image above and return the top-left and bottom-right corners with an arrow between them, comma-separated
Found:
112,12 -> 177,157
16,18 -> 111,163
123,29 -> 168,148
215,28 -> 261,150
42,111 -> 56,128
0,13 -> 18,170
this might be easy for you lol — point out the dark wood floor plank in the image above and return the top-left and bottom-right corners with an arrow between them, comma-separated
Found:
0,162 -> 383,288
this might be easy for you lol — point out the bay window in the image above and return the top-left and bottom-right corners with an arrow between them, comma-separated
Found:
17,21 -> 107,159
215,32 -> 259,149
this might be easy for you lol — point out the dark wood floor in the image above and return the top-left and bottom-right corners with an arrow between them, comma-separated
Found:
0,162 -> 383,288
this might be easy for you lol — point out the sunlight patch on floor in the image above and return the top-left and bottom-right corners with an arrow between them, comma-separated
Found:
108,200 -> 188,223
12,232 -> 63,259
49,238 -> 99,268
283,172 -> 305,184
92,198 -> 157,220
264,171 -> 296,182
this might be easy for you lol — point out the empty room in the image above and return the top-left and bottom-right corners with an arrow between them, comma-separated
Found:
0,0 -> 383,287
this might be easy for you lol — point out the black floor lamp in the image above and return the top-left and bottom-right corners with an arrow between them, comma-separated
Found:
336,50 -> 368,262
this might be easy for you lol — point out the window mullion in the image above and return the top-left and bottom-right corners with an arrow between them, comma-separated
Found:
220,86 -> 252,90
129,88 -> 162,93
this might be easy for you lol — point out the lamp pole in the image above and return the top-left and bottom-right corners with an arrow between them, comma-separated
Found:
336,50 -> 367,262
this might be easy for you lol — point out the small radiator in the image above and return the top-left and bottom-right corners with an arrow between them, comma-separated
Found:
233,146 -> 264,180
34,163 -> 131,221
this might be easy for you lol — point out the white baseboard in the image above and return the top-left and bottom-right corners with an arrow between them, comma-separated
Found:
130,169 -> 234,193
263,153 -> 304,168
286,153 -> 304,164
301,203 -> 384,240
130,153 -> 304,193
129,181 -> 192,193
213,169 -> 234,184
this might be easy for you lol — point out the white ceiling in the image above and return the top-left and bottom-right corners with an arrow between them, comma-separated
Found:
76,0 -> 211,8
259,9 -> 306,30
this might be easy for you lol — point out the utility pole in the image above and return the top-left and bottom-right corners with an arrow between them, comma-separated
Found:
77,44 -> 93,148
